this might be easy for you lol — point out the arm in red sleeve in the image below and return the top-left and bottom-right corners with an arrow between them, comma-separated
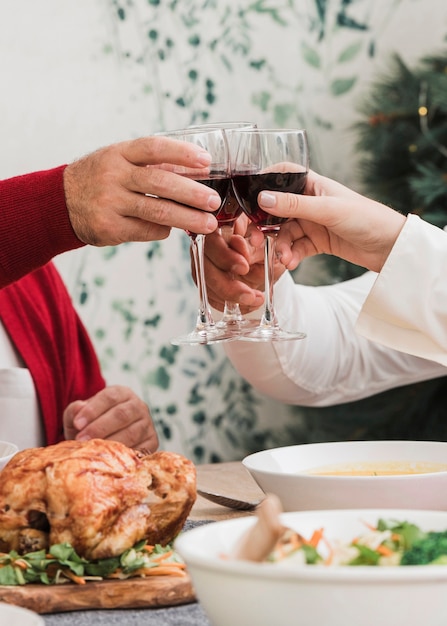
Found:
0,165 -> 85,287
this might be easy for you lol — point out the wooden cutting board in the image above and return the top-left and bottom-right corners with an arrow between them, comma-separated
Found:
0,573 -> 196,614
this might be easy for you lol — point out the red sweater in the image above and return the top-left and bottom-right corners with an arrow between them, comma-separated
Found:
0,165 -> 84,288
0,262 -> 105,445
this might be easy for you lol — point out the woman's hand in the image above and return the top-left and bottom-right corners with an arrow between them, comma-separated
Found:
258,170 -> 406,273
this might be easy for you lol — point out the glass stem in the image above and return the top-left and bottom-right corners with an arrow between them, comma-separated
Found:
190,234 -> 215,330
219,224 -> 244,323
260,232 -> 279,329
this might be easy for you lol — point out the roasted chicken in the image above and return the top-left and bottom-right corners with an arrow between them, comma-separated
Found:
0,439 -> 196,560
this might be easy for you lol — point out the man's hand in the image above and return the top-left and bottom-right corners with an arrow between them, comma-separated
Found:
63,385 -> 159,452
203,215 -> 285,313
64,136 -> 222,246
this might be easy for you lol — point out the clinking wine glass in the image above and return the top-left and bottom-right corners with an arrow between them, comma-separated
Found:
188,121 -> 260,333
231,128 -> 309,342
159,127 -> 236,345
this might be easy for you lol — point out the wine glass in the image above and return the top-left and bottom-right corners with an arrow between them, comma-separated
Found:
158,127 -> 236,345
231,128 -> 309,342
188,122 -> 260,333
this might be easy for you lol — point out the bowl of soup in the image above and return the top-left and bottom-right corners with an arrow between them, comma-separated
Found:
242,440 -> 447,511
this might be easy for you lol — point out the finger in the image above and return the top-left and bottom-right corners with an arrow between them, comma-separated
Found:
83,195 -> 218,246
79,410 -> 157,449
232,213 -> 251,236
246,224 -> 265,248
73,391 -> 151,441
128,191 -> 219,235
229,233 -> 265,267
130,166 -> 221,214
71,386 -> 128,431
63,400 -> 87,440
207,274 -> 264,311
275,220 -> 306,268
204,249 -> 261,311
204,231 -> 250,275
120,136 -> 213,169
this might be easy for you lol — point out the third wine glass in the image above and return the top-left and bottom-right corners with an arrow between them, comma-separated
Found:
231,128 -> 309,342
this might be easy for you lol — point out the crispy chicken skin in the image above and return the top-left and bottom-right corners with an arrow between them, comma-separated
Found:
0,439 -> 196,560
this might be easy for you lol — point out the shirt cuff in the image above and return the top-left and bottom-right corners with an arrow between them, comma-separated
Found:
356,214 -> 447,366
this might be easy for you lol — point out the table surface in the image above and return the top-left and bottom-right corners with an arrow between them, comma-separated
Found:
42,462 -> 262,626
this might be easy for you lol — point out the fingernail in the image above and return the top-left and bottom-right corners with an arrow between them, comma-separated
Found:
239,293 -> 254,305
206,214 -> 218,230
196,150 -> 212,166
76,433 -> 91,442
74,416 -> 88,430
208,194 -> 222,210
259,192 -> 277,208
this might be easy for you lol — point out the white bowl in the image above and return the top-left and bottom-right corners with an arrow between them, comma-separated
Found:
0,602 -> 44,625
175,509 -> 447,626
0,441 -> 18,471
242,440 -> 447,511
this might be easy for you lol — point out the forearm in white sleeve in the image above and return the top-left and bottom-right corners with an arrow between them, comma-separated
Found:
224,269 -> 447,406
356,214 -> 447,366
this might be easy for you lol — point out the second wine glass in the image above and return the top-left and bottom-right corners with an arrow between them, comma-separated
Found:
231,128 -> 309,342
188,121 -> 259,333
159,127 -> 236,346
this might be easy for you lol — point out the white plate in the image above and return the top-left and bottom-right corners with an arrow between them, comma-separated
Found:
0,602 -> 44,625
0,440 -> 18,471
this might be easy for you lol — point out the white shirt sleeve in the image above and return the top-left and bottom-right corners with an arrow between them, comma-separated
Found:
224,266 -> 447,407
356,214 -> 447,366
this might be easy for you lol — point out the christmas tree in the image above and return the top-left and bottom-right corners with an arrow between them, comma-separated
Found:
356,51 -> 447,228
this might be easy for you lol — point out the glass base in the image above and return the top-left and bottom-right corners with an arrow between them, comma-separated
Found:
216,317 -> 261,334
171,327 -> 238,346
237,326 -> 307,342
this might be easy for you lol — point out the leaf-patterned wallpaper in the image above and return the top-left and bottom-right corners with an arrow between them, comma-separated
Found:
53,0 -> 447,463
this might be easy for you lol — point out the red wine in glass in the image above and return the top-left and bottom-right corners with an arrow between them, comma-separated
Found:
232,171 -> 307,231
185,176 -> 232,238
215,185 -> 243,226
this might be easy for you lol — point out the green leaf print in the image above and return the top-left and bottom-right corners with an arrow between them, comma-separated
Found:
330,76 -> 356,95
301,42 -> 321,68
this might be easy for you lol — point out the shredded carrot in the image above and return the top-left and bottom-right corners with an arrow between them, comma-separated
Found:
322,536 -> 334,566
62,569 -> 86,585
143,544 -> 155,552
376,544 -> 394,557
134,566 -> 186,577
13,559 -> 29,570
308,528 -> 324,548
151,550 -> 173,562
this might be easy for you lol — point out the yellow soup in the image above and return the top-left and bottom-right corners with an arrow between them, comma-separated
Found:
304,461 -> 447,476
